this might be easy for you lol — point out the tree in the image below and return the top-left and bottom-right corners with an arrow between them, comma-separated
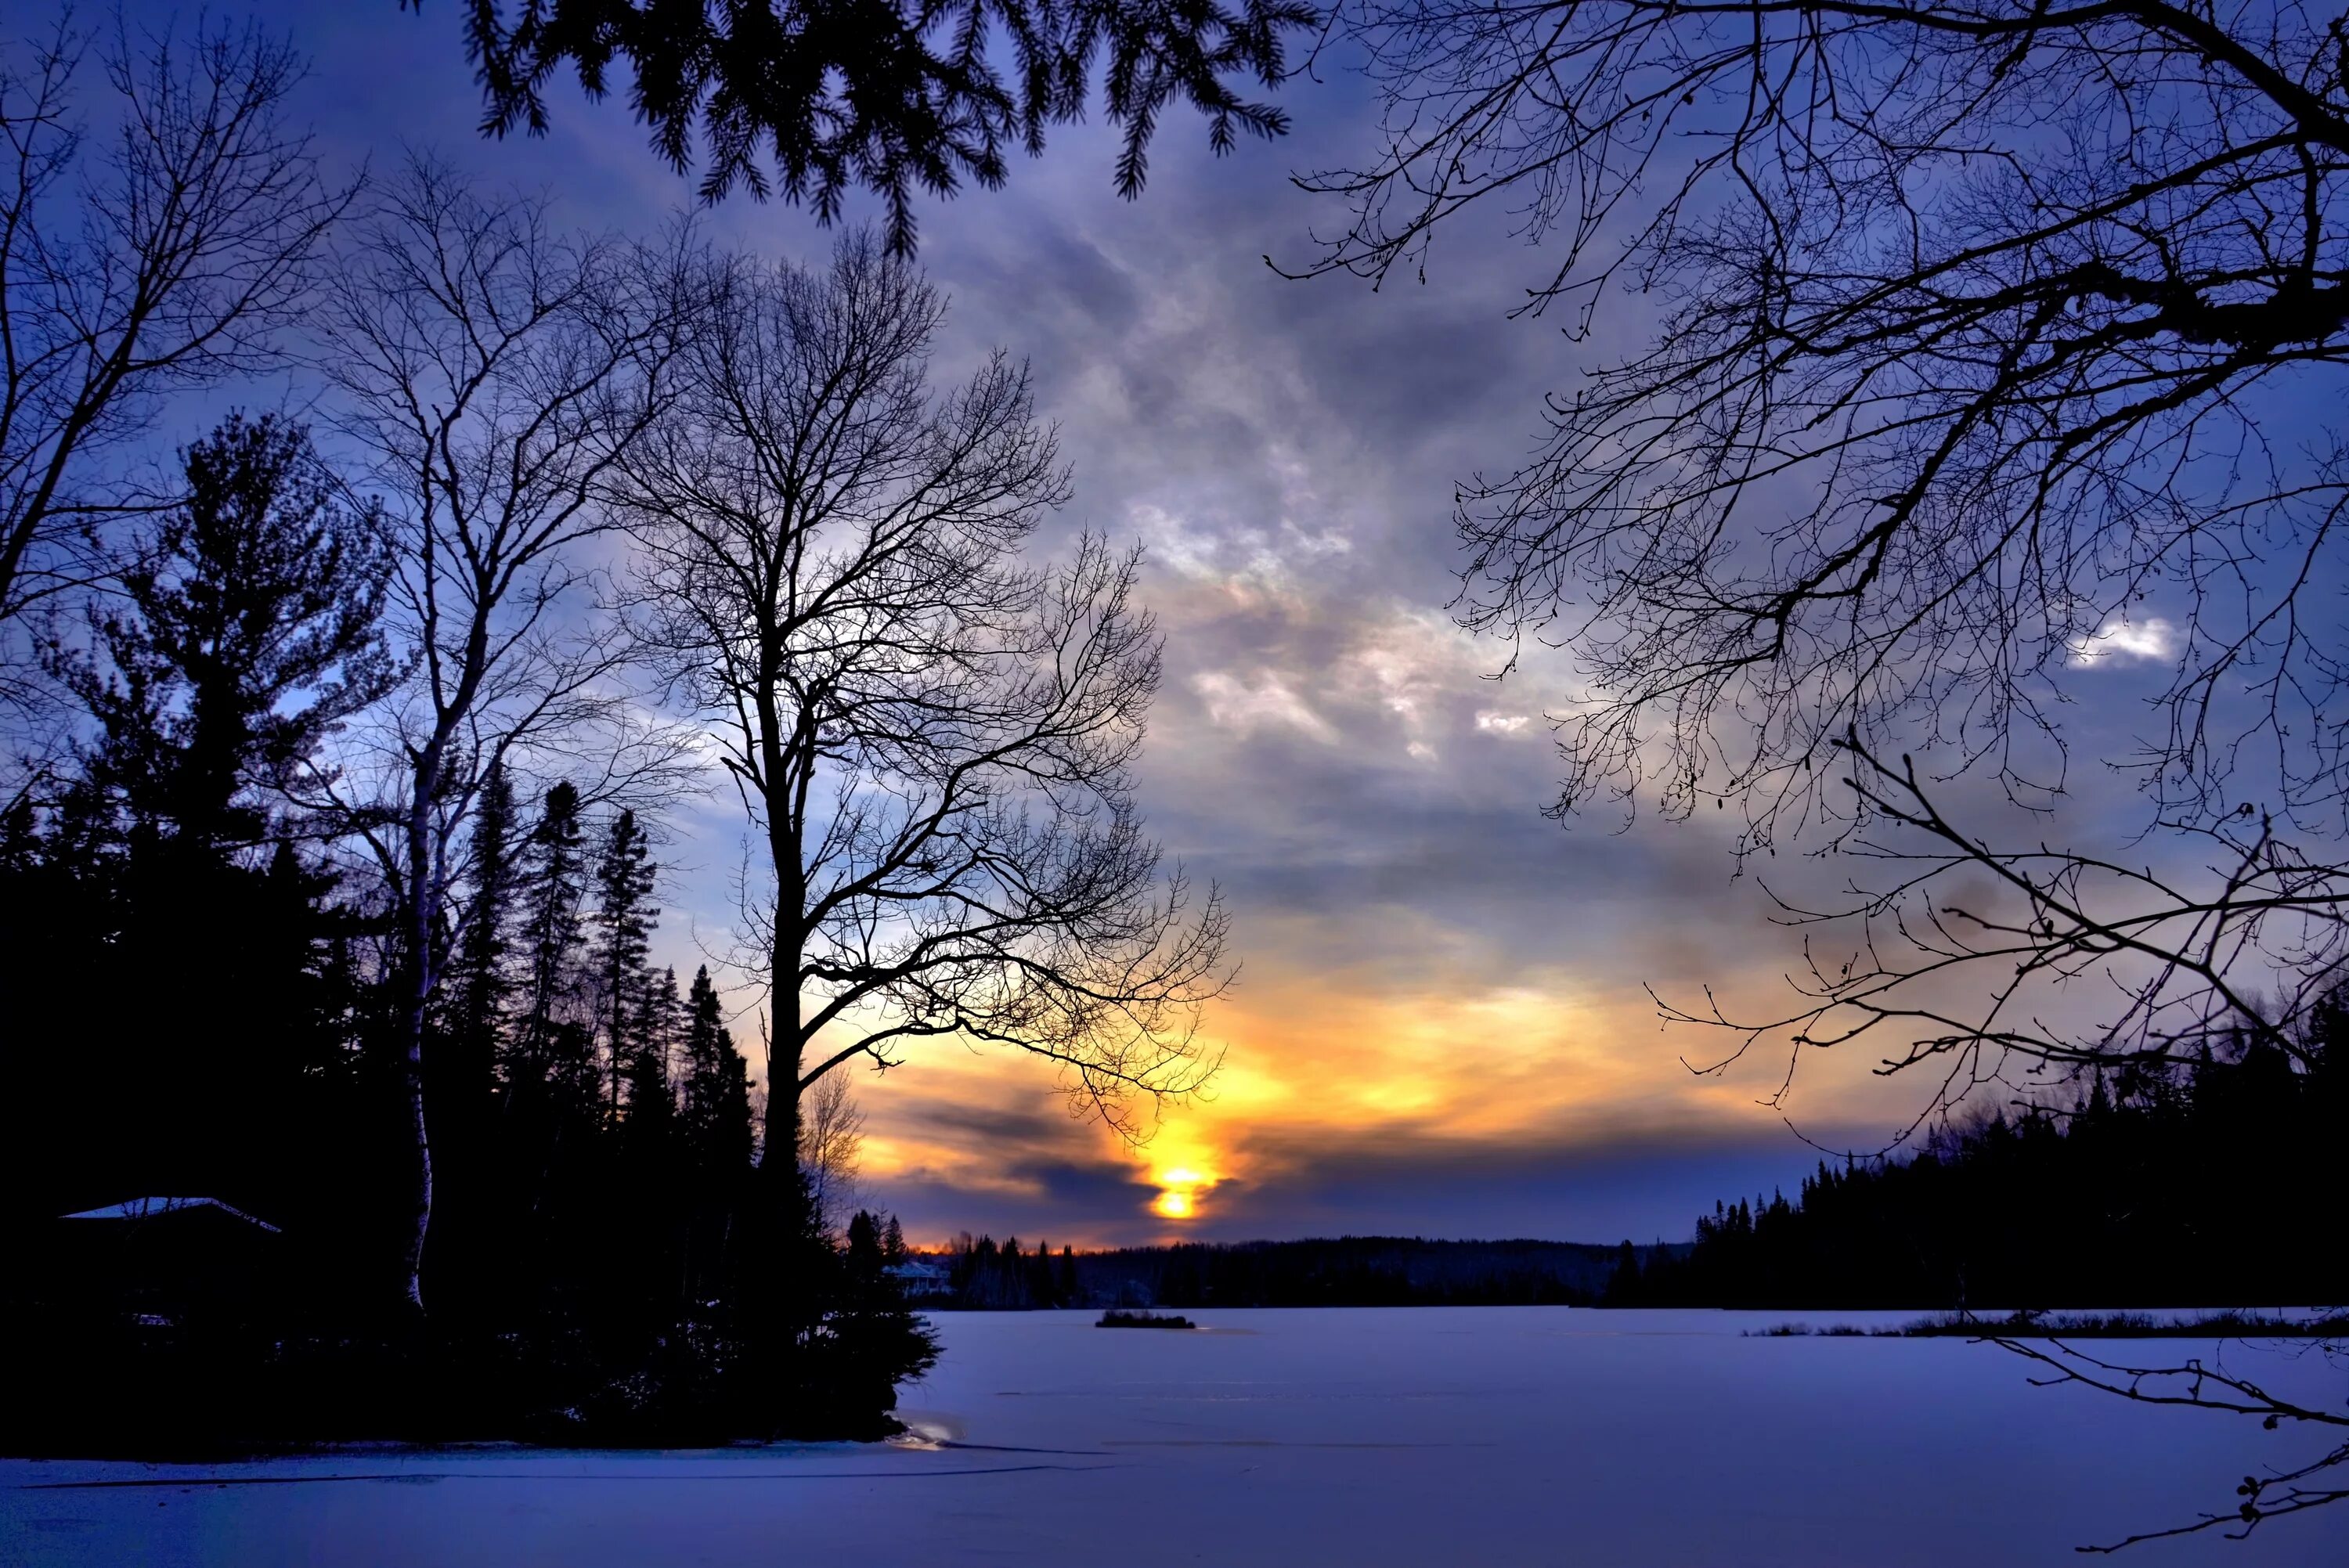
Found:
309,157 -> 694,1310
619,1004 -> 677,1150
613,233 -> 1232,1223
19,413 -> 386,1238
799,1069 -> 865,1235
682,963 -> 754,1177
0,10 -> 348,706
412,0 -> 1317,253
52,414 -> 395,855
1300,0 -> 2349,843
591,806 -> 659,1116
515,780 -> 590,1090
444,759 -> 520,1105
630,963 -> 684,1106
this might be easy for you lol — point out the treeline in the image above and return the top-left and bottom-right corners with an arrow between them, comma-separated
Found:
1025,1237 -> 1681,1309
1609,1007 -> 2349,1310
941,1234 -> 1086,1308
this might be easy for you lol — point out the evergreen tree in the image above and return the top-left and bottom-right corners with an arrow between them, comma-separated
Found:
444,760 -> 519,1108
620,1023 -> 679,1158
56,414 -> 395,856
682,964 -> 753,1177
631,965 -> 683,1102
515,782 -> 588,1090
592,808 -> 659,1118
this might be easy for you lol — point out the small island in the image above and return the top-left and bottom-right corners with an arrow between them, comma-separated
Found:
1097,1310 -> 1196,1329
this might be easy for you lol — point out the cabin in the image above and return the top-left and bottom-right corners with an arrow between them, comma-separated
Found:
50,1195 -> 287,1326
882,1258 -> 954,1299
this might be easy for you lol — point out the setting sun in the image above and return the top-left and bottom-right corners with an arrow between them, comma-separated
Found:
1150,1166 -> 1213,1220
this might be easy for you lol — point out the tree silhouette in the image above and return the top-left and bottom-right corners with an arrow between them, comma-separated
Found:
413,0 -> 1316,253
309,157 -> 697,1310
592,807 -> 659,1118
52,415 -> 395,855
612,232 -> 1231,1228
1298,0 -> 2349,842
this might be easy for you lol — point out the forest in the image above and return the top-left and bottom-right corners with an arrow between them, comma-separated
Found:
1611,1008 -> 2349,1312
0,416 -> 936,1447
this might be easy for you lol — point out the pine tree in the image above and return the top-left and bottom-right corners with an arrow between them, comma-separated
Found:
621,1024 -> 678,1152
631,965 -> 683,1103
682,965 -> 752,1176
446,761 -> 518,1106
592,809 -> 659,1119
516,782 -> 588,1089
57,414 -> 395,856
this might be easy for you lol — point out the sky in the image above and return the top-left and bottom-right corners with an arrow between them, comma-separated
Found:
85,1 -> 2213,1247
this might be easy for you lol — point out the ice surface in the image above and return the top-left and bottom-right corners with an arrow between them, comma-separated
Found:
5,1307 -> 2345,1566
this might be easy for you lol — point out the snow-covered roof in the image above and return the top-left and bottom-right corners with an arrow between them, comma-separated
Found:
885,1260 -> 950,1280
60,1196 -> 280,1232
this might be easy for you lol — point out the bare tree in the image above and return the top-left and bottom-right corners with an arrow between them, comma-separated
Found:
0,8 -> 347,712
306,159 -> 692,1311
1294,0 -> 2349,844
798,1069 -> 865,1234
613,234 -> 1231,1211
1666,737 -> 2349,1126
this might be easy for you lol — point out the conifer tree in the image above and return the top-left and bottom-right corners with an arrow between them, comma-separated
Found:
446,760 -> 519,1105
57,417 -> 394,856
620,1024 -> 677,1155
681,964 -> 752,1176
592,808 -> 659,1117
516,782 -> 588,1090
631,965 -> 683,1105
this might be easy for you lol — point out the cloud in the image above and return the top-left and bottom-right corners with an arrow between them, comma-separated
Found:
1191,669 -> 1339,741
2069,615 -> 2176,665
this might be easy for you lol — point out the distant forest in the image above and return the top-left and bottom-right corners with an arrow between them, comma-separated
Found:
931,1234 -> 1683,1310
1611,1007 -> 2349,1311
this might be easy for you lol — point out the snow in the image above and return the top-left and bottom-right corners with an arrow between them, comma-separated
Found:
5,1307 -> 2345,1566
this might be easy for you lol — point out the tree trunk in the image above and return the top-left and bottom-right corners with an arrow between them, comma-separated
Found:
394,759 -> 440,1314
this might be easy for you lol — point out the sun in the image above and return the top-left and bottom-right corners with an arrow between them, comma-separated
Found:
1151,1166 -> 1211,1220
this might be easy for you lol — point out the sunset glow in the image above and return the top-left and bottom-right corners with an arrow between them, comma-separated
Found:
1149,1166 -> 1212,1221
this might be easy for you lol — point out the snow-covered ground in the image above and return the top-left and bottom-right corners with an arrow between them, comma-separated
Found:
5,1307 -> 2344,1566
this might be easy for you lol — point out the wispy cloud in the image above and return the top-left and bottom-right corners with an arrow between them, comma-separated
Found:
2069,615 -> 2176,666
1192,669 -> 1338,741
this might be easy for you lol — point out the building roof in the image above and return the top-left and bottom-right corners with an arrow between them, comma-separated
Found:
60,1196 -> 280,1232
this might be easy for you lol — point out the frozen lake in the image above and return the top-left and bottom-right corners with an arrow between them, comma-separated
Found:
5,1307 -> 2345,1566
